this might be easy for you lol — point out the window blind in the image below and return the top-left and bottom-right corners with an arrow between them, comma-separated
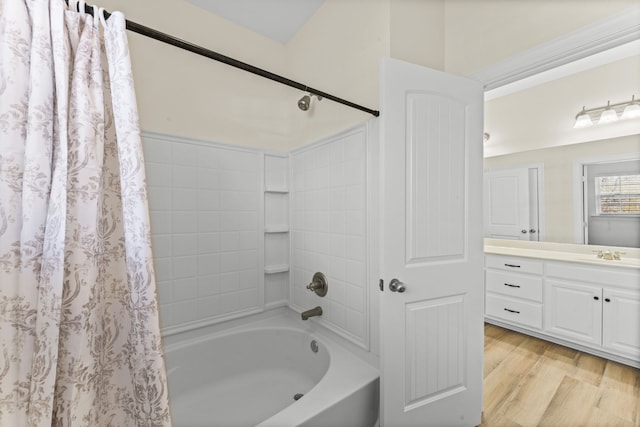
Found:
595,174 -> 640,215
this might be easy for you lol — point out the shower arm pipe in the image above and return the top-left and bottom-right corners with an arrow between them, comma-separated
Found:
66,1 -> 380,117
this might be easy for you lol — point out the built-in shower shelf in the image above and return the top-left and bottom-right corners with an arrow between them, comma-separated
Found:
265,225 -> 289,233
264,264 -> 289,274
264,187 -> 289,194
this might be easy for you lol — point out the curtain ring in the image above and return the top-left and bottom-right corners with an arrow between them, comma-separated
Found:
77,0 -> 86,16
91,4 -> 104,28
98,7 -> 108,27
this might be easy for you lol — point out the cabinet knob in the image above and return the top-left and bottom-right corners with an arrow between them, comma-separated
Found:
593,296 -> 599,301
604,298 -> 611,303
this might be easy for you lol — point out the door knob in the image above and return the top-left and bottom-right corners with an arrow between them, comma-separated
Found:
389,278 -> 406,293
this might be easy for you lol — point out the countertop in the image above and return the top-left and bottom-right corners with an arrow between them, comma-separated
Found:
485,239 -> 640,269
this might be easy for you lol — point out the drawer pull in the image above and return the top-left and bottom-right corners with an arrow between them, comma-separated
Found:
504,283 -> 521,288
504,263 -> 521,268
504,308 -> 520,314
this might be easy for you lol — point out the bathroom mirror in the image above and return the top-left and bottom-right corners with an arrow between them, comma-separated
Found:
483,46 -> 640,247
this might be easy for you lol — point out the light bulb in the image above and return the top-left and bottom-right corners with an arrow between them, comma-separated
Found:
574,107 -> 593,128
621,96 -> 640,120
598,101 -> 618,124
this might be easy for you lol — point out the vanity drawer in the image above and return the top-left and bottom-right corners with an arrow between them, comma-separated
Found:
486,255 -> 543,275
486,270 -> 542,302
486,294 -> 542,330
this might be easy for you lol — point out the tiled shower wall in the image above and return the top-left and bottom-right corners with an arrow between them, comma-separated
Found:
290,127 -> 369,348
143,126 -> 370,348
143,133 -> 262,334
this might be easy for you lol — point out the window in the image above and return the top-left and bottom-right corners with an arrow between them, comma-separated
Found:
595,174 -> 640,215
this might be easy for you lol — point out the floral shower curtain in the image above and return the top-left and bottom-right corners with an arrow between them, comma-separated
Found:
0,1 -> 171,425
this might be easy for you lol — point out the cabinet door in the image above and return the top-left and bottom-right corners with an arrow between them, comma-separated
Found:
602,288 -> 640,360
545,279 -> 602,347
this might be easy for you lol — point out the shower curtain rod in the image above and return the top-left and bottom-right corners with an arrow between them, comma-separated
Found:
66,1 -> 380,117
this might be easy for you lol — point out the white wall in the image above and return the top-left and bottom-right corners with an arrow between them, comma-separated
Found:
99,0 -> 294,150
444,0 -> 638,75
290,126 -> 370,348
143,125 -> 374,350
143,133 -> 263,334
97,0 -> 635,154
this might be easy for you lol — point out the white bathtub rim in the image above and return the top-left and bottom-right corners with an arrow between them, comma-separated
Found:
164,324 -> 326,356
162,306 -> 290,349
163,307 -> 379,368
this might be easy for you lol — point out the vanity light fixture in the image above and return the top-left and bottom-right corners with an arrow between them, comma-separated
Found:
573,95 -> 640,128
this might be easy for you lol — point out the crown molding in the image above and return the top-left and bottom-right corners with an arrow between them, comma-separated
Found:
471,5 -> 640,91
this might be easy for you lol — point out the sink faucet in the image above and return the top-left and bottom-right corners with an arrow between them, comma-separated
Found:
301,306 -> 322,320
593,249 -> 625,261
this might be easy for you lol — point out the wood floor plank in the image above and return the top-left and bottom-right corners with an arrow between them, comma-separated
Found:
483,324 -> 640,427
569,352 -> 606,387
497,356 -> 566,426
586,407 -> 635,427
597,361 -> 640,424
537,376 -> 600,427
480,409 -> 523,427
484,327 -> 529,377
483,337 -> 543,416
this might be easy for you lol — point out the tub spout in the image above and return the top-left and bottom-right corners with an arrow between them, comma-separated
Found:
301,306 -> 322,320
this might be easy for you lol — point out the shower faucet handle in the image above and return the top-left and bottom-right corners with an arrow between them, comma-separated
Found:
306,272 -> 328,297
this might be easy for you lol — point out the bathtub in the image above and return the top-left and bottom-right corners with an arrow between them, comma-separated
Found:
164,309 -> 380,427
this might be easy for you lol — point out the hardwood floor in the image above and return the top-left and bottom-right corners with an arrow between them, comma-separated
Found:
481,324 -> 640,427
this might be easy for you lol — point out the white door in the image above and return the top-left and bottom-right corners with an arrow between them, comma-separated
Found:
379,58 -> 484,426
484,168 -> 530,240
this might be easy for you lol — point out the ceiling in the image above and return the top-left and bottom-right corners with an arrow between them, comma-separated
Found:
185,0 -> 325,44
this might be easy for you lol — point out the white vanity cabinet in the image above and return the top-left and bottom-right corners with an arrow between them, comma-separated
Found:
602,288 -> 640,359
485,255 -> 543,331
484,251 -> 640,367
545,261 -> 640,362
544,279 -> 602,347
